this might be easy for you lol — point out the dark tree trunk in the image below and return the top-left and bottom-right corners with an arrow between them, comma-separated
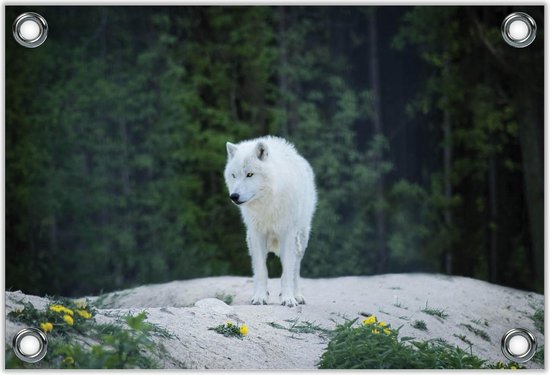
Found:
482,13 -> 498,283
488,153 -> 498,283
517,85 -> 544,289
442,61 -> 453,275
368,8 -> 387,273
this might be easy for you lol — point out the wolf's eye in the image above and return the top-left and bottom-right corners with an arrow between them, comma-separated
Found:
232,174 -> 236,179
246,173 -> 254,178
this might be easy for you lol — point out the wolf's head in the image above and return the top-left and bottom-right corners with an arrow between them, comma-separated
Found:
224,140 -> 270,206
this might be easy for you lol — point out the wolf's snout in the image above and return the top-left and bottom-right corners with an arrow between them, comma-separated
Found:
230,193 -> 240,203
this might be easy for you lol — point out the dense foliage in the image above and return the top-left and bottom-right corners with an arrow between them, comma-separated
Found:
6,6 -> 543,296
6,301 -> 167,368
318,317 -> 522,369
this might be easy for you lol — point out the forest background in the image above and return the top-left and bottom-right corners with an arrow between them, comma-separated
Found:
5,6 -> 544,296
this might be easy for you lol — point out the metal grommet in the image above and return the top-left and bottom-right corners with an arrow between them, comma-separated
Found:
12,12 -> 48,48
501,328 -> 537,363
501,12 -> 536,48
12,328 -> 48,363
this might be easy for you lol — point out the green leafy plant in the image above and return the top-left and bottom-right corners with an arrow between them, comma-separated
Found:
8,298 -> 95,335
318,316 -> 521,369
6,301 -> 168,369
209,322 -> 248,338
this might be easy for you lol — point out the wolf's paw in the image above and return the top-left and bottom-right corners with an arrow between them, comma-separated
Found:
250,291 -> 268,305
281,294 -> 299,307
294,294 -> 306,305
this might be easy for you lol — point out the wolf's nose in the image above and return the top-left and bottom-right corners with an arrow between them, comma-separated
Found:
230,193 -> 240,202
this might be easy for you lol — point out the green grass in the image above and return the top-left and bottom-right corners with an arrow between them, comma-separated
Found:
318,318 -> 522,369
532,308 -> 544,334
453,334 -> 473,346
459,324 -> 490,342
393,297 -> 408,310
287,319 -> 331,336
267,321 -> 286,330
6,300 -> 168,369
420,302 -> 448,320
267,319 -> 331,338
470,319 -> 489,327
411,320 -> 427,331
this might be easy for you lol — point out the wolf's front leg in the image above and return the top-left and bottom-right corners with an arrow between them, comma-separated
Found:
280,233 -> 298,307
247,230 -> 268,305
293,254 -> 305,305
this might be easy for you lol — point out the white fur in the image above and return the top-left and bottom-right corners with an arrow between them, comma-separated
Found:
224,136 -> 317,307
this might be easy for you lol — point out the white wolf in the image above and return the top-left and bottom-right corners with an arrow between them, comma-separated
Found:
224,136 -> 317,307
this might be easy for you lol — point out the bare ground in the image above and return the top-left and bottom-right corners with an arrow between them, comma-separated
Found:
5,274 -> 544,369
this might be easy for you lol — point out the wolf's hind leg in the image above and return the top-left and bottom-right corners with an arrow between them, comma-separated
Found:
293,229 -> 308,304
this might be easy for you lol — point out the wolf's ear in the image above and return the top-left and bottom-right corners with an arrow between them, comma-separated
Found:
256,142 -> 268,161
226,142 -> 237,159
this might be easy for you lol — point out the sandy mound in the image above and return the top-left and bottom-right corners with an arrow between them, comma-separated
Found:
5,274 -> 544,369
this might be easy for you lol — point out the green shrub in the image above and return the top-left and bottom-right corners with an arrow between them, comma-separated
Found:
318,317 -> 522,369
6,300 -> 168,369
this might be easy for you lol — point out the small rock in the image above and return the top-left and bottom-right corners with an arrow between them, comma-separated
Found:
194,298 -> 234,315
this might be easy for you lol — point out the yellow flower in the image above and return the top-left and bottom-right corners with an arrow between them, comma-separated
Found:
239,324 -> 249,336
40,322 -> 53,333
76,309 -> 92,319
510,366 -> 517,370
362,315 -> 377,325
383,328 -> 391,335
63,314 -> 74,326
378,321 -> 387,327
372,329 -> 380,334
226,322 -> 233,327
63,356 -> 74,365
50,304 -> 74,316
50,304 -> 64,313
